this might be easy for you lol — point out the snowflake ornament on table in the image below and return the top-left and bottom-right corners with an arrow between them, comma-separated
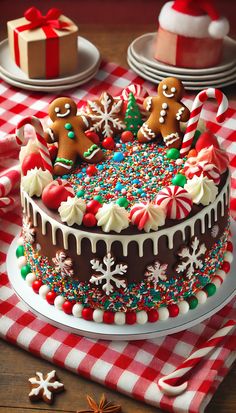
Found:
52,250 -> 74,277
90,252 -> 128,295
145,261 -> 168,286
22,215 -> 36,244
176,237 -> 206,279
28,370 -> 64,404
87,92 -> 126,138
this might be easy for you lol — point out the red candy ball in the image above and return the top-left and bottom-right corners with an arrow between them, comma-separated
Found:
102,137 -> 115,150
168,304 -> 179,318
82,213 -> 97,227
62,300 -> 74,314
82,307 -> 94,321
147,309 -> 159,323
48,144 -> 58,162
42,180 -> 73,210
103,311 -> 115,324
222,261 -> 231,273
32,279 -> 43,294
121,131 -> 134,143
126,312 -> 136,325
227,241 -> 233,252
22,153 -> 44,176
46,291 -> 57,305
86,200 -> 101,214
85,131 -> 100,145
86,165 -> 98,176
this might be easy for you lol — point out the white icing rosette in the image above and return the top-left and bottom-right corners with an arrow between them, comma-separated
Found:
130,202 -> 166,232
58,196 -> 86,226
184,175 -> 218,206
96,203 -> 129,233
21,167 -> 53,197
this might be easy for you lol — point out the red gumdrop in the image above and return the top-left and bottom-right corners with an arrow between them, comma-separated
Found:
82,213 -> 97,227
222,261 -> 231,273
168,304 -> 179,318
121,131 -> 134,143
86,200 -> 101,214
86,165 -> 98,176
46,291 -> 57,305
82,307 -> 94,321
48,144 -> 58,162
147,309 -> 159,323
227,241 -> 233,252
85,131 -> 100,145
22,153 -> 44,176
62,300 -> 74,315
195,131 -> 220,152
103,311 -> 115,324
126,312 -> 136,325
102,137 -> 115,150
32,279 -> 43,294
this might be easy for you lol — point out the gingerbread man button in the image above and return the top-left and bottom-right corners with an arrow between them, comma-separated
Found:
137,78 -> 190,149
45,97 -> 104,176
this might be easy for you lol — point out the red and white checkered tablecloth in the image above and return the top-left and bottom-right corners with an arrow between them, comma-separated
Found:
0,61 -> 236,413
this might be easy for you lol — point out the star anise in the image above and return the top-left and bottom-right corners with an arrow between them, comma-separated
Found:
77,393 -> 121,413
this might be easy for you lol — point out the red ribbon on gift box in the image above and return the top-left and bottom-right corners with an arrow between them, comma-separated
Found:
13,7 -> 71,78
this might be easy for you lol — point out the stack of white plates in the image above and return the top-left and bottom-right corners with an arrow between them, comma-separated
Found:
127,33 -> 236,90
0,37 -> 101,92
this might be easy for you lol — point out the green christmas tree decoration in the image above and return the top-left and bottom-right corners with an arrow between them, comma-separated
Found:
124,92 -> 144,137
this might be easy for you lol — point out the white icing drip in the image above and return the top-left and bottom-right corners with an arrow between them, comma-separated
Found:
20,174 -> 229,256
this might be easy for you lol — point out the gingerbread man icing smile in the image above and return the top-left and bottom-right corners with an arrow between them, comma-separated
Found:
137,77 -> 190,149
45,97 -> 104,176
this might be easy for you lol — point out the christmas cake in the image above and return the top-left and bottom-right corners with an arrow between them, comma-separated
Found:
154,0 -> 230,69
15,79 -> 233,325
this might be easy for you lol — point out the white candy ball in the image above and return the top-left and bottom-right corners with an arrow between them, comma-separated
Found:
212,277 -> 222,289
175,158 -> 184,166
178,300 -> 190,314
196,290 -> 207,304
136,311 -> 148,325
17,237 -> 24,246
215,270 -> 226,281
39,285 -> 50,299
224,251 -> 233,263
25,272 -> 37,286
17,256 -> 27,268
72,303 -> 83,318
158,307 -> 169,321
92,308 -> 103,323
114,312 -> 126,325
54,295 -> 65,310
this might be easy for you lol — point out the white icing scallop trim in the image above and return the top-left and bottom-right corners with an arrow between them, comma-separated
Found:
21,174 -> 230,258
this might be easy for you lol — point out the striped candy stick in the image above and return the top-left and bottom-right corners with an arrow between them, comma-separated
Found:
15,116 -> 53,173
158,319 -> 236,396
180,88 -> 229,157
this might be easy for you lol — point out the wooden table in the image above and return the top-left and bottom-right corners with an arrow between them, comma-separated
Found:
0,24 -> 236,413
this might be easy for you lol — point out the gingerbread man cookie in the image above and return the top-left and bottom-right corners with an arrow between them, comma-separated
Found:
137,78 -> 190,149
45,97 -> 104,176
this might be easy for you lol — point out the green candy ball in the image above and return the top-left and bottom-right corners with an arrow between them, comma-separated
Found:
68,131 -> 75,139
172,173 -> 187,187
16,245 -> 24,258
65,123 -> 72,130
76,189 -> 85,198
188,296 -> 198,310
166,148 -> 180,160
116,197 -> 129,208
94,195 -> 103,203
21,264 -> 31,279
204,283 -> 217,297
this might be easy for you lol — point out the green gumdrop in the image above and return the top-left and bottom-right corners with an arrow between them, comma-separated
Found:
188,296 -> 198,310
16,245 -> 24,258
166,148 -> 180,160
204,283 -> 216,297
172,173 -> 187,187
65,123 -> 72,130
76,189 -> 85,198
21,264 -> 31,279
94,195 -> 103,203
116,197 -> 129,208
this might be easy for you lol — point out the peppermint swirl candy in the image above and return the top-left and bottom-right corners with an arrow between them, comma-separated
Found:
129,202 -> 166,232
183,159 -> 220,184
155,186 -> 193,220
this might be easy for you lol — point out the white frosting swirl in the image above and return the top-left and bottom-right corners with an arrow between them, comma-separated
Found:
130,202 -> 166,232
96,203 -> 129,233
21,167 -> 53,197
184,175 -> 218,206
58,196 -> 86,226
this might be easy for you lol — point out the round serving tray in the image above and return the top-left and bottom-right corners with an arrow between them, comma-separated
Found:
7,222 -> 236,341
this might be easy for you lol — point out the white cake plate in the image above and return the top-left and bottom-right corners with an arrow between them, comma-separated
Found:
7,222 -> 236,341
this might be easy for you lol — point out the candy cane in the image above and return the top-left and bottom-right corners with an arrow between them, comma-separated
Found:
158,319 -> 236,396
15,116 -> 53,173
180,88 -> 228,157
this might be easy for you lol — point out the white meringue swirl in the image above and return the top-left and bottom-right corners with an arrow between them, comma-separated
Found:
59,196 -> 86,226
96,203 -> 129,233
21,167 -> 53,197
184,175 -> 218,206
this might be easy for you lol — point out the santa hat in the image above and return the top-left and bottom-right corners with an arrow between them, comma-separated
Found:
159,1 -> 229,39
